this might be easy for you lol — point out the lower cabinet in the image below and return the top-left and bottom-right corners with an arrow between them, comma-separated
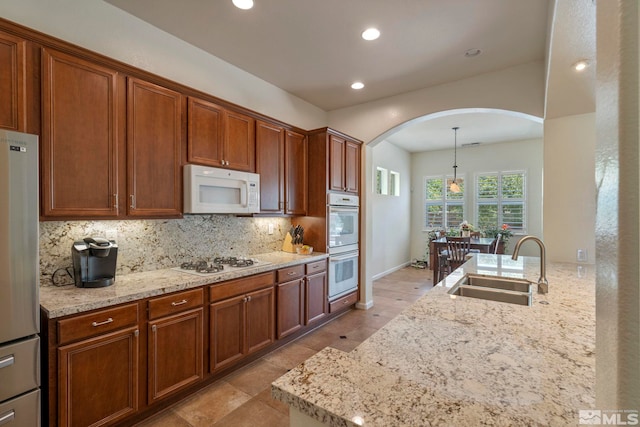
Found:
305,265 -> 328,325
147,289 -> 204,404
55,303 -> 140,427
209,273 -> 275,373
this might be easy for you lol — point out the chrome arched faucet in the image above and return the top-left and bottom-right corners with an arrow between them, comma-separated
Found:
511,235 -> 549,294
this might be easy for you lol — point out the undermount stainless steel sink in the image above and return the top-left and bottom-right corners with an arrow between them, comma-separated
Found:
449,274 -> 532,306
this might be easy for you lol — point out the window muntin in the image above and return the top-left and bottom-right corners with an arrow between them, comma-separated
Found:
475,171 -> 526,232
424,176 -> 465,229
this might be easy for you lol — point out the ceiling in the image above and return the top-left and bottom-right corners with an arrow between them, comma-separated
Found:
105,0 -> 594,152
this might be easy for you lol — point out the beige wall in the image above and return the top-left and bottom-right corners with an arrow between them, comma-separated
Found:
0,0 -> 327,131
543,113 -> 597,263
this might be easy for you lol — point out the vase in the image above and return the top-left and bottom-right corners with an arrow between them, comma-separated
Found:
462,230 -> 470,237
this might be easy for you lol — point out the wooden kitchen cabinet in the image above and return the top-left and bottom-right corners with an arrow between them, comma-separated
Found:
56,304 -> 140,427
41,48 -> 123,218
305,261 -> 328,325
256,120 -> 307,215
275,265 -> 305,339
329,133 -> 360,194
147,289 -> 203,404
127,77 -> 184,217
209,273 -> 275,373
0,30 -> 26,131
188,96 -> 255,172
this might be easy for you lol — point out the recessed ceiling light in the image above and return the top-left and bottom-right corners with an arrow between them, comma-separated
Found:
573,59 -> 590,72
232,0 -> 254,10
361,28 -> 380,41
351,82 -> 365,90
464,48 -> 482,58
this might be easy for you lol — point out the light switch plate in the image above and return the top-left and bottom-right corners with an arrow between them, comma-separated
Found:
577,249 -> 587,262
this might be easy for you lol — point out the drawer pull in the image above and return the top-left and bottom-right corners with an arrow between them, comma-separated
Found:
171,299 -> 188,306
0,355 -> 15,369
343,300 -> 350,304
287,271 -> 296,276
92,317 -> 114,327
0,410 -> 15,426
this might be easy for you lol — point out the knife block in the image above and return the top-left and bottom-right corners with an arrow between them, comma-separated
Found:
281,233 -> 301,253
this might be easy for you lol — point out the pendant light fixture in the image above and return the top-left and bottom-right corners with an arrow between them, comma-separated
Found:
450,127 -> 461,193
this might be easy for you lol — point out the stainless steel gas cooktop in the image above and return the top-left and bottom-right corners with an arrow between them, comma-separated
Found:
171,256 -> 270,277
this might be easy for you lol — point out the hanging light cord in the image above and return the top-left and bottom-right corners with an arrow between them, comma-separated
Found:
452,126 -> 459,182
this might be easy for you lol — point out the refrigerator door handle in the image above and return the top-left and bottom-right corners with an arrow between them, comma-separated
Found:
0,354 -> 14,369
0,410 -> 15,425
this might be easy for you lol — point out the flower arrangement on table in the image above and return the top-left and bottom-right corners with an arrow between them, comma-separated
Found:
483,223 -> 514,244
459,220 -> 475,237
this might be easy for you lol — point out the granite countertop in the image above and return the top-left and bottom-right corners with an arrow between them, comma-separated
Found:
272,254 -> 595,426
40,251 -> 328,319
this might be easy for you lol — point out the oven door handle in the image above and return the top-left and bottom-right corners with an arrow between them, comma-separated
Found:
330,252 -> 359,262
330,207 -> 359,213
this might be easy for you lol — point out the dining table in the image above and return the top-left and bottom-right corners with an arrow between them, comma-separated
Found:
429,236 -> 504,283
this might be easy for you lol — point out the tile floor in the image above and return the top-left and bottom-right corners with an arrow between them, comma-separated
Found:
136,266 -> 434,427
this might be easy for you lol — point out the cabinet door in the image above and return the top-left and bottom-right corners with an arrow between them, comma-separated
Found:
0,31 -> 25,131
284,130 -> 307,215
58,327 -> 139,427
224,110 -> 255,172
329,134 -> 346,192
345,140 -> 360,194
256,120 -> 284,213
187,97 -> 224,167
245,287 -> 275,354
305,272 -> 327,325
127,78 -> 183,217
210,295 -> 245,373
41,48 -> 121,218
276,279 -> 304,339
148,308 -> 203,404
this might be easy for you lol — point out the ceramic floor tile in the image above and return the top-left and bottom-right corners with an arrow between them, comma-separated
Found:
225,358 -> 289,397
293,327 -> 343,351
134,409 -> 191,427
257,388 -> 290,415
262,342 -> 318,370
213,396 -> 289,427
172,381 -> 252,426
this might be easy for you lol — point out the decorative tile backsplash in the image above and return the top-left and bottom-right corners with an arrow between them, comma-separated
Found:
40,215 -> 292,286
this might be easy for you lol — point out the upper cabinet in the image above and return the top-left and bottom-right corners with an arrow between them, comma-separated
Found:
0,30 -> 26,132
41,48 -> 122,218
256,120 -> 306,215
41,49 -> 184,220
187,97 -> 255,172
127,78 -> 184,217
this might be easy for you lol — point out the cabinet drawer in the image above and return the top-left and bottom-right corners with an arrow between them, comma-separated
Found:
209,272 -> 275,302
306,260 -> 326,275
58,303 -> 139,345
329,291 -> 357,313
148,288 -> 203,320
276,265 -> 304,283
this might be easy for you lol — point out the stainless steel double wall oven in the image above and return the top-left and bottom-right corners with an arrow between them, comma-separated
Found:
327,193 -> 359,300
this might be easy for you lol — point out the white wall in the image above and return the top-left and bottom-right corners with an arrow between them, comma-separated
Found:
410,138 -> 544,260
370,141 -> 412,279
543,113 -> 596,263
0,0 -> 327,130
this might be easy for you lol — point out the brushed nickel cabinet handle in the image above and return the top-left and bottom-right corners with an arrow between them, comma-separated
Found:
129,194 -> 135,209
113,193 -> 118,210
287,271 -> 296,276
92,317 -> 114,327
152,325 -> 157,332
171,299 -> 188,306
0,410 -> 15,425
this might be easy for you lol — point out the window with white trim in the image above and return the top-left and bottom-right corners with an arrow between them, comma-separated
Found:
389,171 -> 400,196
424,176 -> 464,229
375,167 -> 388,195
475,171 -> 526,232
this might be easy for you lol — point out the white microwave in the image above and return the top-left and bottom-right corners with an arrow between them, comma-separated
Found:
184,164 -> 260,214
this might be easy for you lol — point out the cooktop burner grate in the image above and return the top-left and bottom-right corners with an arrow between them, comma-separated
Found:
173,256 -> 269,276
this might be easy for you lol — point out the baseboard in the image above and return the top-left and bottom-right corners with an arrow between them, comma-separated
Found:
355,300 -> 374,310
371,261 -> 412,281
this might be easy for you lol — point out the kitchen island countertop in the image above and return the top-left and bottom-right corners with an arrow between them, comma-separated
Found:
272,254 -> 595,426
40,251 -> 328,319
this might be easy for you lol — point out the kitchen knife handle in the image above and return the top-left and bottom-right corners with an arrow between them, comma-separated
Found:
92,317 -> 114,327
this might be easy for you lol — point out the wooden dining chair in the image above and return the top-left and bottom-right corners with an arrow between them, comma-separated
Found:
470,231 -> 481,239
445,236 -> 471,271
489,233 -> 502,254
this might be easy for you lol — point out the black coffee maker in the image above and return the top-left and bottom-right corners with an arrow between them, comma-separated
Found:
71,237 -> 118,288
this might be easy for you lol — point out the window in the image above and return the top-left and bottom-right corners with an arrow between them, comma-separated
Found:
389,171 -> 400,196
375,167 -> 388,195
476,171 -> 526,231
424,176 -> 464,229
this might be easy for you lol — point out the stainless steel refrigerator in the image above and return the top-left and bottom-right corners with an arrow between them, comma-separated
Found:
0,130 -> 40,426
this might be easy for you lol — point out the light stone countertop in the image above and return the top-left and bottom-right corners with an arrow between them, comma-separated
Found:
272,254 -> 595,427
40,251 -> 328,319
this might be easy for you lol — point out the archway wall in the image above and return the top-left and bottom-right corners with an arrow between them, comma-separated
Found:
327,61 -> 545,145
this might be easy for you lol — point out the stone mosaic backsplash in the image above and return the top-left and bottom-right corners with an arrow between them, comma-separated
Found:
40,215 -> 292,287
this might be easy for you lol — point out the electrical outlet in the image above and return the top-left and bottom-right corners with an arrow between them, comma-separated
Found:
577,249 -> 587,263
268,223 -> 274,235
